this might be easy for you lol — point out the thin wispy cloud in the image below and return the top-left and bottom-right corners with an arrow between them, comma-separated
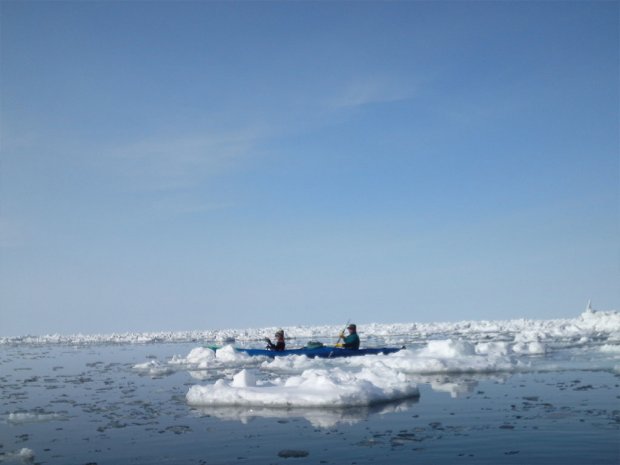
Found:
108,128 -> 265,191
330,76 -> 416,109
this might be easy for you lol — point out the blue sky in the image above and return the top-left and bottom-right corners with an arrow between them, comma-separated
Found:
1,1 -> 618,336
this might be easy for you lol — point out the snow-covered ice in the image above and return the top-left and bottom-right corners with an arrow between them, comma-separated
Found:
2,306 -> 619,411
1,305 -> 619,464
3,306 -> 618,347
176,307 -> 620,409
187,366 -> 420,408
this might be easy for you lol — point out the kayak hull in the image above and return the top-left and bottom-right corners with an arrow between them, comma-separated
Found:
234,346 -> 401,358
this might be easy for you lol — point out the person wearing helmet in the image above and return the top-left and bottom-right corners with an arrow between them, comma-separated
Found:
265,329 -> 286,351
340,324 -> 360,350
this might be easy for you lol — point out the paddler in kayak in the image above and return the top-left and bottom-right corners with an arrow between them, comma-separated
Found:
338,324 -> 360,350
264,329 -> 285,351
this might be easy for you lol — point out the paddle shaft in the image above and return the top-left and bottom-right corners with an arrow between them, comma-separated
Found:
336,320 -> 350,344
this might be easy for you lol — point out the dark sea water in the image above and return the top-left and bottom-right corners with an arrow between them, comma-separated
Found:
1,342 -> 618,464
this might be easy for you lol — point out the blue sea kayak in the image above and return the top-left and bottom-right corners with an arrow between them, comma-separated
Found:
233,346 -> 402,358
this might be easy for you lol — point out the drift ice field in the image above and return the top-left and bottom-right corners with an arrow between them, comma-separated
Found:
1,306 -> 619,464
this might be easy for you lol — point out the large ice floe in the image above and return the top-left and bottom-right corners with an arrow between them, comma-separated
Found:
186,366 -> 419,408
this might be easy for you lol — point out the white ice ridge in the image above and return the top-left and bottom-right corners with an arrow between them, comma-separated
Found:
2,305 -> 619,345
186,366 -> 420,408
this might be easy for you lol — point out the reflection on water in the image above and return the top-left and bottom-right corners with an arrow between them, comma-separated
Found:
191,398 -> 420,428
412,373 -> 510,398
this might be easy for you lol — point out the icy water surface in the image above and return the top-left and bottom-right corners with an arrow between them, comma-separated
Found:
1,312 -> 619,464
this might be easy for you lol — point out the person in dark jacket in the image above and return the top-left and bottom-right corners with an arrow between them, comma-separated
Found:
340,324 -> 360,350
265,329 -> 285,351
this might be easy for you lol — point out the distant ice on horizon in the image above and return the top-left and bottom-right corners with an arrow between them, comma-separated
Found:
2,304 -> 618,346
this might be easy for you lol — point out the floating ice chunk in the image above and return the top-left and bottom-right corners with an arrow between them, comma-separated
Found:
188,347 -> 216,362
215,345 -> 250,362
19,448 -> 35,461
164,345 -> 262,374
187,366 -> 418,408
476,342 -> 511,356
513,342 -> 546,355
360,342 -> 520,374
7,412 -> 62,423
185,347 -> 216,367
231,369 -> 256,387
0,448 -> 35,462
420,340 -> 476,358
133,360 -> 174,376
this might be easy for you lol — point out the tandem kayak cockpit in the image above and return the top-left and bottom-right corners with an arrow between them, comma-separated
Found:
231,346 -> 403,358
